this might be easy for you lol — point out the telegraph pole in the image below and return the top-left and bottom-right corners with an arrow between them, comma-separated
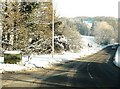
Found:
118,22 -> 120,44
52,0 -> 54,58
0,1 -> 3,51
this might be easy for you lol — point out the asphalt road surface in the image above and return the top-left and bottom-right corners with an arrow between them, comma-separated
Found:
1,45 -> 120,88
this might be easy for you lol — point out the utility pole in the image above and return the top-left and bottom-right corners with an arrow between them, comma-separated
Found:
0,2 -> 2,51
118,2 -> 120,44
52,0 -> 54,58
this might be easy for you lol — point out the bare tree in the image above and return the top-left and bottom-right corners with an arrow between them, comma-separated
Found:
58,20 -> 81,52
93,21 -> 115,45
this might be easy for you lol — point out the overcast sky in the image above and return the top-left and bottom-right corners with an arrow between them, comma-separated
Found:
53,0 -> 119,18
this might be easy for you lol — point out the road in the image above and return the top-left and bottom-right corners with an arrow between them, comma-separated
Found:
1,45 -> 120,88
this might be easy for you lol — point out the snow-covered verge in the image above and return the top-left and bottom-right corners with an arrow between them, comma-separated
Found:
114,46 -> 120,68
80,35 -> 102,55
0,64 -> 26,73
0,35 -> 104,72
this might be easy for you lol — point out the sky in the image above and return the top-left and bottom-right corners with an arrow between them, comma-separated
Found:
53,0 -> 119,18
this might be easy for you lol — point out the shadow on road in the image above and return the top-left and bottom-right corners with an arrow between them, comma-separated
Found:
41,45 -> 120,87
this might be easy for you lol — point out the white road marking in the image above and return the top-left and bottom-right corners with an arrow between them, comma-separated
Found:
87,63 -> 93,79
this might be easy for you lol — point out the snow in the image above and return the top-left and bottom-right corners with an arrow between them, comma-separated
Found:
83,21 -> 92,28
80,35 -> 102,55
0,64 -> 26,73
114,46 -> 120,68
0,35 -> 104,72
4,51 -> 21,54
0,57 -> 4,63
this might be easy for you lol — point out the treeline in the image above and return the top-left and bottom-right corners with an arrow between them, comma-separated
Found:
59,16 -> 118,45
1,0 -> 53,54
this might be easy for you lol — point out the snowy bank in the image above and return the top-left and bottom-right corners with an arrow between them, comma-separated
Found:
114,46 -> 120,68
0,35 -> 104,72
80,35 -> 102,55
0,64 -> 27,73
4,51 -> 21,54
22,36 -> 103,68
